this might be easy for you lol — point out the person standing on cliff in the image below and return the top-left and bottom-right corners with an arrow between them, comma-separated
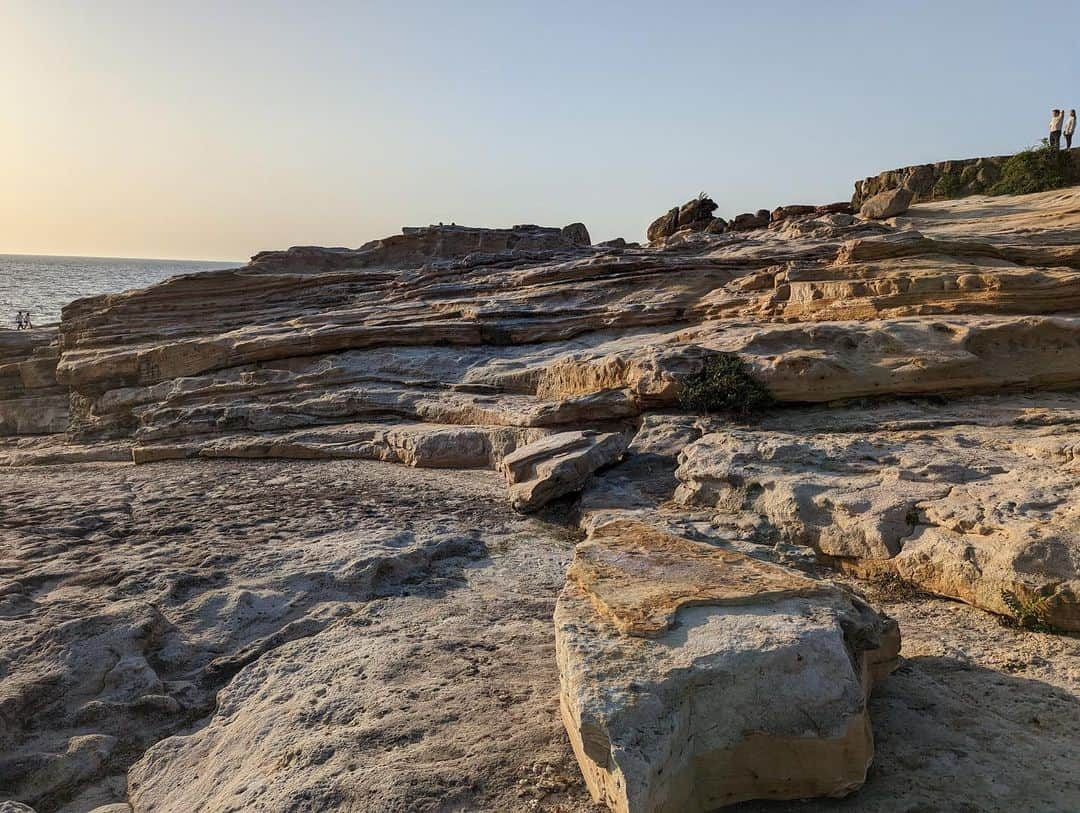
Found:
1050,109 -> 1064,149
1065,110 -> 1076,149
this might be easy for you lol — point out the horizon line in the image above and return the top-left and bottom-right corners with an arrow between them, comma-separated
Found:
0,250 -> 244,265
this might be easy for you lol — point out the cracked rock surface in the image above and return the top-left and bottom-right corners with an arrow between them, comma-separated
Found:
2,178 -> 1080,811
0,460 -> 592,813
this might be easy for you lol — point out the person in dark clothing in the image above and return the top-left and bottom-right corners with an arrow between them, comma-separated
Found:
1065,110 -> 1076,149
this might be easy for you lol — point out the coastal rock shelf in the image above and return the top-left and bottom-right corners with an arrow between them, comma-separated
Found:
0,327 -> 67,435
3,183 -> 1080,812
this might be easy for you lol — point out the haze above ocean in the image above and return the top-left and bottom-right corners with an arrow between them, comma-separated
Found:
0,254 -> 240,326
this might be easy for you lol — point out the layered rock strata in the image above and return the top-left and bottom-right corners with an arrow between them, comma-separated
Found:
3,182 -> 1080,811
0,328 -> 66,435
851,148 -> 1080,207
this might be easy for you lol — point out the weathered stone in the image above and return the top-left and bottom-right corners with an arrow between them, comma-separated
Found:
561,222 -> 592,246
853,149 -> 1080,207
674,395 -> 1080,630
815,201 -> 854,216
730,210 -> 770,231
859,187 -> 914,219
646,207 -> 680,242
5,161 -> 1080,813
0,460 -> 598,813
556,520 -> 899,813
247,223 -> 588,273
498,430 -> 629,511
770,204 -> 817,223
676,196 -> 718,229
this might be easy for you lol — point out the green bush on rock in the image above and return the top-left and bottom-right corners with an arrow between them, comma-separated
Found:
678,353 -> 774,418
933,172 -> 964,199
990,142 -> 1073,196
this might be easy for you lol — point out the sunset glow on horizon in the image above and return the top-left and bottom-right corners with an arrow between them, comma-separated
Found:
3,0 -> 1078,260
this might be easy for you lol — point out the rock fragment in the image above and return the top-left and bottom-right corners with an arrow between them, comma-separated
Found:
859,186 -> 914,219
498,430 -> 629,511
561,222 -> 592,246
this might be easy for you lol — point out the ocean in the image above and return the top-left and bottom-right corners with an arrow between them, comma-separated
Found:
0,253 -> 240,327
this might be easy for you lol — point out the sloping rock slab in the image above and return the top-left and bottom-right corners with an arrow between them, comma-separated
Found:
499,430 -> 629,512
555,520 -> 899,813
567,520 -> 834,636
675,405 -> 1080,631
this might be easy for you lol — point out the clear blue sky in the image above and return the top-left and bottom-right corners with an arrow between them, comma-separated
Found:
2,0 -> 1078,259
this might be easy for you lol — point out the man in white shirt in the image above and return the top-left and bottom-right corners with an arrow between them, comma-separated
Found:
1065,110 -> 1076,149
1050,109 -> 1064,149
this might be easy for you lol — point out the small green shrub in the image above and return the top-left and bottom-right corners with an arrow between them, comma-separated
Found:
989,142 -> 1073,196
679,353 -> 774,418
1001,589 -> 1055,632
932,172 -> 964,199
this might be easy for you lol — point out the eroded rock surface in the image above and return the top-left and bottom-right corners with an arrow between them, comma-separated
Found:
674,393 -> 1080,631
499,430 -> 629,512
0,328 -> 66,436
0,461 -> 593,813
557,520 -> 898,813
859,187 -> 914,220
3,178 -> 1080,811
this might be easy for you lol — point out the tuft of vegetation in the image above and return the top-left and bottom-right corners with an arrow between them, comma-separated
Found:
1000,589 -> 1057,633
989,142 -> 1073,196
932,171 -> 964,199
679,353 -> 775,419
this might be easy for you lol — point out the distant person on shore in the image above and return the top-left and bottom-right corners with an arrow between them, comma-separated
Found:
22,311 -> 32,329
1050,109 -> 1064,149
15,311 -> 24,330
1065,110 -> 1076,149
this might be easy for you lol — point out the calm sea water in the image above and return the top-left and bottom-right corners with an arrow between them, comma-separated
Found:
0,254 -> 240,327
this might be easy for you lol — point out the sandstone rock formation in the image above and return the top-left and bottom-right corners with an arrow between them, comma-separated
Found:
647,195 -> 722,242
859,186 -> 914,219
561,222 -> 592,246
4,177 -> 1080,812
730,209 -> 771,231
498,430 -> 629,512
557,521 -> 899,813
0,328 -> 67,435
851,149 -> 1080,207
675,394 -> 1080,631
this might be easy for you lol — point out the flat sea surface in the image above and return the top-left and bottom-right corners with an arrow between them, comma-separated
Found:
0,254 -> 240,326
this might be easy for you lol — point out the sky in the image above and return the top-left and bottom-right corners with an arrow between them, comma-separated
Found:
2,1 -> 1079,261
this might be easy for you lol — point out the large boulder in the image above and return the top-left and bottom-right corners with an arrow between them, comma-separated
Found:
561,222 -> 592,246
556,520 -> 900,813
730,210 -> 770,231
498,430 -> 629,512
647,196 -> 719,242
859,187 -> 915,220
647,208 -> 680,243
770,204 -> 816,224
677,196 -> 718,229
